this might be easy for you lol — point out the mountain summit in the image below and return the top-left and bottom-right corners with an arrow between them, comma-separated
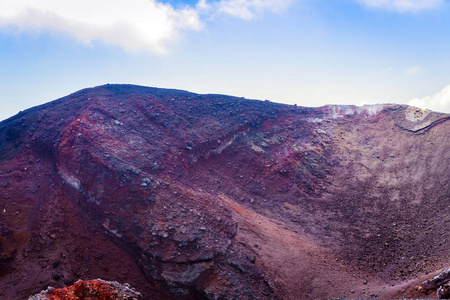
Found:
1,84 -> 449,299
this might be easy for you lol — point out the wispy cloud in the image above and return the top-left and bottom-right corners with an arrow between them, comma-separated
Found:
216,0 -> 293,20
382,66 -> 393,74
355,0 -> 444,12
409,84 -> 450,113
404,65 -> 423,76
0,0 -> 294,54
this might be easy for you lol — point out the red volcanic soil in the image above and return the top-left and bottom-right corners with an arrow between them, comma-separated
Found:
28,279 -> 142,299
1,84 -> 450,299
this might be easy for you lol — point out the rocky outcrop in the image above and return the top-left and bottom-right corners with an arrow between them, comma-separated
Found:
439,283 -> 450,299
417,269 -> 450,299
28,279 -> 142,300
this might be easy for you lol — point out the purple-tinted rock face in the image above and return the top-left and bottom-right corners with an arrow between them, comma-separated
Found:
1,84 -> 449,299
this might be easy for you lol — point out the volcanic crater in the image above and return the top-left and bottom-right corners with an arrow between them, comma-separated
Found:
1,84 -> 450,299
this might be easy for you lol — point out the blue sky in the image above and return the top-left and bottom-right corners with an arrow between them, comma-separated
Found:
1,0 -> 450,121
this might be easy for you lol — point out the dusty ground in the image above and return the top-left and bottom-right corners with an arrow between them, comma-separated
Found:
0,84 -> 449,299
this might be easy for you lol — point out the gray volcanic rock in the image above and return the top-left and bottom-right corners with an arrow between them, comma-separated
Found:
0,84 -> 449,299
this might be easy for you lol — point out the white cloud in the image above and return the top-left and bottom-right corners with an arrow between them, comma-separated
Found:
216,0 -> 293,20
197,0 -> 212,10
0,0 -> 203,54
0,0 -> 294,53
355,0 -> 444,12
409,84 -> 450,113
404,65 -> 423,76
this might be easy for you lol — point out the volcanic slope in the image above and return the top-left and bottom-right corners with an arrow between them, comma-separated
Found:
1,84 -> 450,299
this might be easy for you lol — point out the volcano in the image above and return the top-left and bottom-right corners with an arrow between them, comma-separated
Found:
1,84 -> 449,299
